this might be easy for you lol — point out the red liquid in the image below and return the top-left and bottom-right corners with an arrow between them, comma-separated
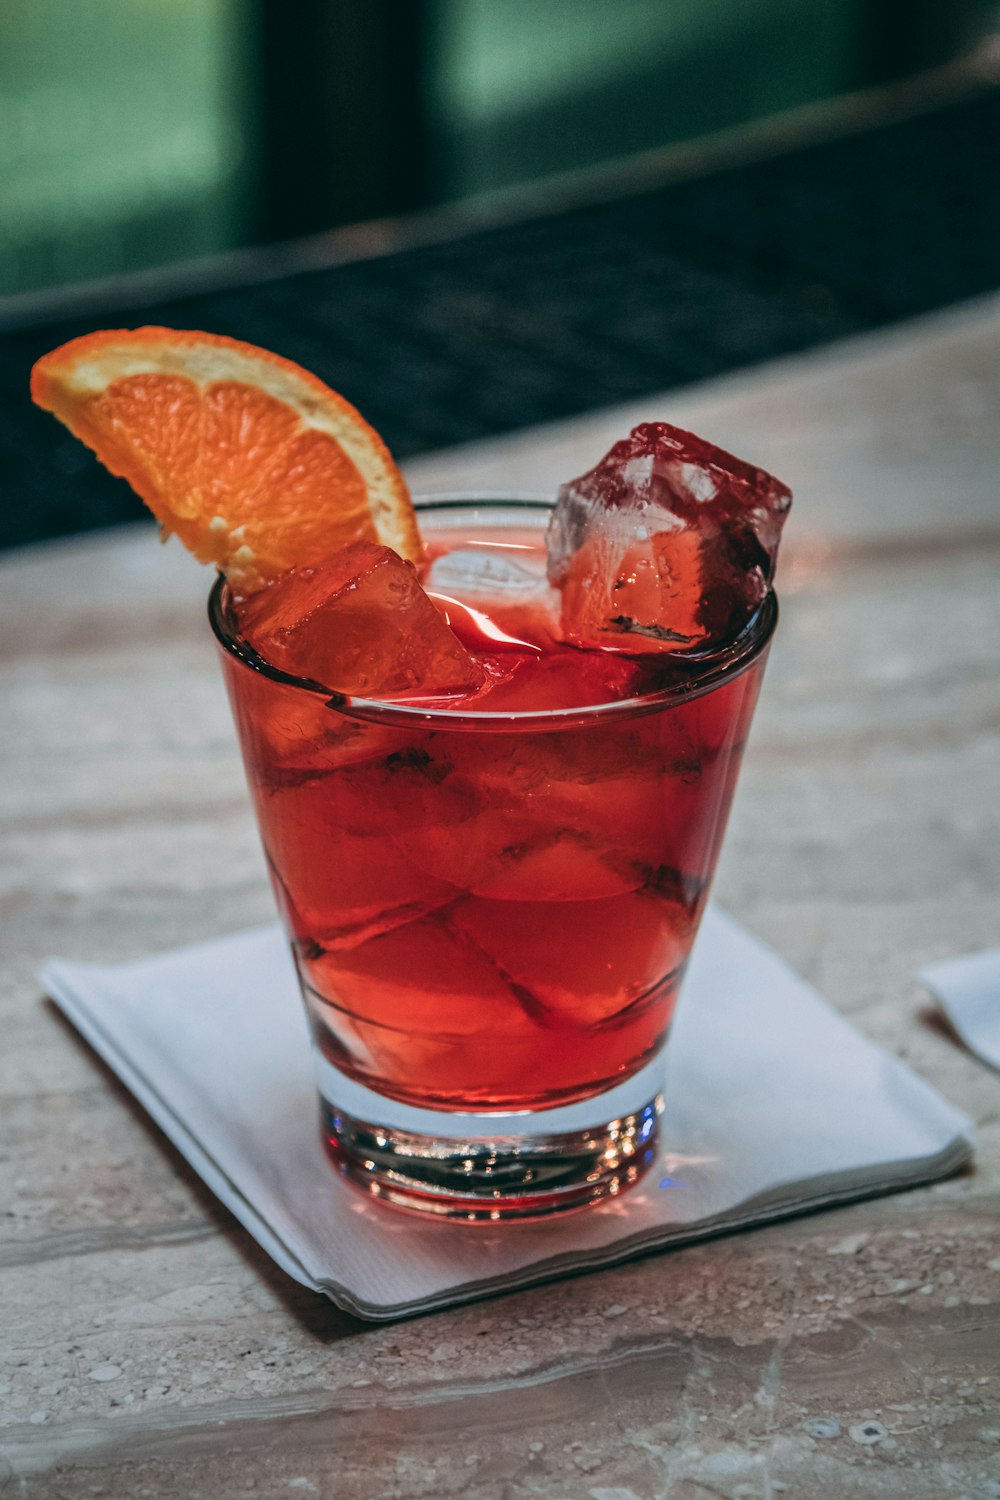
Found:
218,514 -> 768,1112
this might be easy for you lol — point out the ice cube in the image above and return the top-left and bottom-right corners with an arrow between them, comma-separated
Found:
451,889 -> 692,1028
302,914 -> 543,1039
300,912 -> 556,1108
236,542 -> 485,698
424,546 -> 550,604
261,798 -> 460,950
424,546 -> 560,661
547,422 -> 792,653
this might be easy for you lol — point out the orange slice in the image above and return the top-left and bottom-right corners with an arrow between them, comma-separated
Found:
30,327 -> 420,589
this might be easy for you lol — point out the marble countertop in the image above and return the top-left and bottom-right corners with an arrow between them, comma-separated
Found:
2,297 -> 999,1498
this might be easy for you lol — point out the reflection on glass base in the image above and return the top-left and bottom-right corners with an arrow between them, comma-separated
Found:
315,1052 -> 665,1221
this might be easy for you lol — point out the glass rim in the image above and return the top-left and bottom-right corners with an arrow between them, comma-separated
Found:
208,494 -> 778,733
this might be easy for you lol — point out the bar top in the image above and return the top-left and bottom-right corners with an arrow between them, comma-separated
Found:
2,297 -> 999,1497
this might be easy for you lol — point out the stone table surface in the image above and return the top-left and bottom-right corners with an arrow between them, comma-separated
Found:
2,296 -> 999,1499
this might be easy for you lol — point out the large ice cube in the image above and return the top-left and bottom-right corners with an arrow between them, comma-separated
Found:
236,541 -> 485,698
547,422 -> 792,653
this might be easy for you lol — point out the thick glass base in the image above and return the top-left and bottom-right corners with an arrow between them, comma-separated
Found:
315,1053 -> 664,1221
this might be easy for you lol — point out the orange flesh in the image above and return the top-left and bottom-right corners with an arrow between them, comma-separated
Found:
30,328 -> 419,588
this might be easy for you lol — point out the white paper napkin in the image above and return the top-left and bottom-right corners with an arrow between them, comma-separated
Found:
920,947 -> 1000,1073
39,908 -> 972,1321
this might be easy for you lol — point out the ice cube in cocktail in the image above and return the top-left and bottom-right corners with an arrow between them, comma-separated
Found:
236,540 -> 484,697
548,421 -> 792,652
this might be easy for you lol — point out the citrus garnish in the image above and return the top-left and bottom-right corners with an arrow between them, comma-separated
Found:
30,327 -> 420,589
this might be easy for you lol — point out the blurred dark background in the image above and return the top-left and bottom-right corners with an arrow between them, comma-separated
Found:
2,0 -> 999,547
1,0 -> 993,295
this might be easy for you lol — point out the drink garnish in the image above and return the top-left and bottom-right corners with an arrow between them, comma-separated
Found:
30,327 -> 420,589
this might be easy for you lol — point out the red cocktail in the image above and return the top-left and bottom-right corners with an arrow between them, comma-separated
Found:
212,496 -> 777,1217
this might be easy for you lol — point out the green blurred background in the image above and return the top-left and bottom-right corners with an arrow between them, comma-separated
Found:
0,0 -> 990,301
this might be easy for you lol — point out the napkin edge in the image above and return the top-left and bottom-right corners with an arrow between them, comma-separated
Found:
325,1132 -> 973,1321
918,949 -> 1000,1074
39,958 -> 322,1295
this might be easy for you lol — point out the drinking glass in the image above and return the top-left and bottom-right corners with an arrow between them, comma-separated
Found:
210,498 -> 776,1219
